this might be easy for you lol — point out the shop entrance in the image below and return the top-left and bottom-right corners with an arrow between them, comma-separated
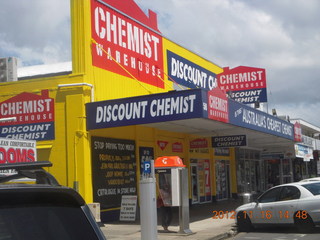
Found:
190,159 -> 212,204
215,160 -> 231,201
191,163 -> 199,204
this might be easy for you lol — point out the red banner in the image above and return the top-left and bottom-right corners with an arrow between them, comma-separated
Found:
208,88 -> 229,123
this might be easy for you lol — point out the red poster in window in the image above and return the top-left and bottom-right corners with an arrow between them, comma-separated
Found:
204,160 -> 211,197
172,142 -> 183,153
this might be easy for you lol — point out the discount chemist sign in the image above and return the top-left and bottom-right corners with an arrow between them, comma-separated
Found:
86,89 -> 206,129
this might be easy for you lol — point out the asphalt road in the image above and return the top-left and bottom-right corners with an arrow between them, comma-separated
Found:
228,227 -> 320,240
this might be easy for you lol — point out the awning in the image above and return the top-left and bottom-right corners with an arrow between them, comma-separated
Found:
86,88 -> 296,152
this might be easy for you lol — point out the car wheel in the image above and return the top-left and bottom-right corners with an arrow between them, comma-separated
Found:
294,211 -> 315,233
237,211 -> 253,232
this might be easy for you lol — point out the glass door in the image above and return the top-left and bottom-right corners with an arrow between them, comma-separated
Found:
191,164 -> 199,204
216,160 -> 230,200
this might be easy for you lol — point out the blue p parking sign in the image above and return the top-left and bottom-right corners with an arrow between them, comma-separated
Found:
142,161 -> 151,174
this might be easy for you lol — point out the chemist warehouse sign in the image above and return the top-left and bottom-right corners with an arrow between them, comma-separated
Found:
86,89 -> 206,130
217,66 -> 267,104
91,0 -> 164,88
0,90 -> 55,141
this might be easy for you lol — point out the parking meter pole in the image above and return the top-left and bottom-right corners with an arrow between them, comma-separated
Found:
178,168 -> 193,235
140,160 -> 158,240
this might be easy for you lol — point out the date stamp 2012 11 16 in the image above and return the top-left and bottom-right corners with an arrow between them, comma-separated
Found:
212,210 -> 309,220
212,211 -> 236,219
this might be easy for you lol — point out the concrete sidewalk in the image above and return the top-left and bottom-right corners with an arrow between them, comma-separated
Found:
101,199 -> 240,240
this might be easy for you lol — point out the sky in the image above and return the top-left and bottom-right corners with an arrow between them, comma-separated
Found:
1,0 -> 320,127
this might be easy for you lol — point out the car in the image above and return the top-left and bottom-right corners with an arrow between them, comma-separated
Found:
235,181 -> 320,233
0,161 -> 106,240
300,177 -> 320,182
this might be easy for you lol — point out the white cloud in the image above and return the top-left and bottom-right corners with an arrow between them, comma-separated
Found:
1,0 -> 319,126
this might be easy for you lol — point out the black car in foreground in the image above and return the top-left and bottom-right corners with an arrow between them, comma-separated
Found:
0,161 -> 106,240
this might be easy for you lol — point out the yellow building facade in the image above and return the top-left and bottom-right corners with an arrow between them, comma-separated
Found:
0,0 -> 239,221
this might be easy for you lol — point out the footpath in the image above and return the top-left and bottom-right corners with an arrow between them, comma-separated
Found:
100,199 -> 241,240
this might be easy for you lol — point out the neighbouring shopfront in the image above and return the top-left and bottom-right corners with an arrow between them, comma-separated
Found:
236,149 -> 265,195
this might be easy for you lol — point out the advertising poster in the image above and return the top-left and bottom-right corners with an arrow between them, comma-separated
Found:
0,90 -> 55,141
91,136 -> 137,209
0,138 -> 37,175
204,159 -> 211,201
0,138 -> 36,164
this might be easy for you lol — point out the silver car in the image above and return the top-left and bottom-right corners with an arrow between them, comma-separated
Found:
236,181 -> 320,233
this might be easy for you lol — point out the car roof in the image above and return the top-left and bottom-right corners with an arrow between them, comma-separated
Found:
300,177 -> 320,182
0,161 -> 86,206
270,181 -> 320,188
0,184 -> 86,206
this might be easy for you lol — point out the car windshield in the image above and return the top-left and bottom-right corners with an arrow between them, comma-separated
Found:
0,205 -> 100,240
302,182 -> 320,196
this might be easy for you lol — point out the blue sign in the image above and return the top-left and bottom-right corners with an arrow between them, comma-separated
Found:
86,89 -> 207,130
167,50 -> 217,91
228,99 -> 294,140
212,135 -> 247,148
228,88 -> 267,104
142,161 -> 151,174
0,122 -> 55,141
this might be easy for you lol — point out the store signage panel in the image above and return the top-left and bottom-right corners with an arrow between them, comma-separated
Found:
217,66 -> 267,104
207,87 -> 228,123
295,144 -> 313,161
91,0 -> 164,88
214,148 -> 230,156
228,99 -> 294,140
190,138 -> 208,148
167,50 -> 218,91
294,122 -> 302,142
86,89 -> 206,129
0,90 -> 55,141
91,136 -> 137,209
212,135 -> 246,148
